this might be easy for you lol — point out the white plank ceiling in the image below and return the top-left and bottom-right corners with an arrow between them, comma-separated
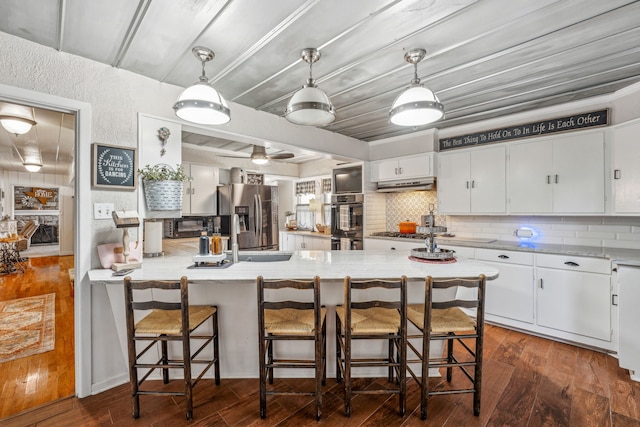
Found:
1,0 -> 639,171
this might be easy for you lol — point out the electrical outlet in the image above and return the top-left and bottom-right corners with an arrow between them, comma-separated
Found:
94,203 -> 114,220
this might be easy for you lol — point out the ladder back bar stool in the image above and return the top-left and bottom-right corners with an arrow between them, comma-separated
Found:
406,275 -> 486,420
257,275 -> 327,420
335,276 -> 408,417
124,276 -> 220,421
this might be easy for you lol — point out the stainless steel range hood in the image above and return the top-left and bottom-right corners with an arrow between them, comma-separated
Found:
376,177 -> 435,192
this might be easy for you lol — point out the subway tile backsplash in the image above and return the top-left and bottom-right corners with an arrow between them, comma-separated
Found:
446,215 -> 640,249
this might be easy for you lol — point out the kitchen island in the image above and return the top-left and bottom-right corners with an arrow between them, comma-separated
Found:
88,250 -> 498,391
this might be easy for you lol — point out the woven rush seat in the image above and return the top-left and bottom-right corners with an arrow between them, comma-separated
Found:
264,307 -> 327,335
407,305 -> 476,333
136,306 -> 217,335
335,306 -> 400,334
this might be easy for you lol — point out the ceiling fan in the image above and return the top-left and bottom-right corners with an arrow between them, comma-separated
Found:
222,144 -> 294,165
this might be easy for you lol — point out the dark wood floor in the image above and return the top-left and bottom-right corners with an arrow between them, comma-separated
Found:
2,323 -> 640,426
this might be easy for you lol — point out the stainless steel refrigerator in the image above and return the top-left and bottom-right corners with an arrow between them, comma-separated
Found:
218,184 -> 279,250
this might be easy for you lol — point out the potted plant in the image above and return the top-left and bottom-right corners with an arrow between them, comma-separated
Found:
138,164 -> 187,210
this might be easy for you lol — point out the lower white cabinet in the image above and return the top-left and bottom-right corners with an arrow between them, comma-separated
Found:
475,249 -> 534,324
279,231 -> 330,251
536,254 -> 612,343
618,265 -> 640,380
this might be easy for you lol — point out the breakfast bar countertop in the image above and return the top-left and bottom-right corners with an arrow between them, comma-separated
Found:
88,249 -> 499,283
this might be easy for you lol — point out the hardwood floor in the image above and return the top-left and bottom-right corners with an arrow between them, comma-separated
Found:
0,255 -> 75,420
2,322 -> 639,426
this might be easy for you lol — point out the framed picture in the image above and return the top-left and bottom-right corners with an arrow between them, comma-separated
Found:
92,143 -> 137,190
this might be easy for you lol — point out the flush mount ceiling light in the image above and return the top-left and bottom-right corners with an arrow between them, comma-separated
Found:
251,145 -> 269,165
173,46 -> 230,125
285,48 -> 336,126
0,115 -> 36,135
389,48 -> 444,126
23,162 -> 42,173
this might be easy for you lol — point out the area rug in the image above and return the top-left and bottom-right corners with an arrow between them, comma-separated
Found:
0,293 -> 55,363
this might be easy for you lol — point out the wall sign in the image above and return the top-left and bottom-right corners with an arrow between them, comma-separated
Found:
14,186 -> 59,210
438,109 -> 609,151
92,143 -> 137,190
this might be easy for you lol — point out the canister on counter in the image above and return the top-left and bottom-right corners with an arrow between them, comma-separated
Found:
211,233 -> 222,255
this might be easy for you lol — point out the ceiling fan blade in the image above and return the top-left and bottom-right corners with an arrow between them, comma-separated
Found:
269,153 -> 294,160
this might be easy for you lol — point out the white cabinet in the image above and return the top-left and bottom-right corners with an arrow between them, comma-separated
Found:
183,163 -> 218,215
437,145 -> 506,214
536,254 -> 611,343
364,238 -> 421,252
612,121 -> 640,213
372,154 -> 433,182
508,132 -> 605,213
475,249 -> 534,324
618,265 -> 640,380
280,232 -> 330,251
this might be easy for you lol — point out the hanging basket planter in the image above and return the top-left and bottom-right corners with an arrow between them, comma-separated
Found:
138,164 -> 187,211
143,179 -> 184,210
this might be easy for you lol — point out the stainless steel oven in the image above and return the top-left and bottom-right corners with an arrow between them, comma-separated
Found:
330,194 -> 364,250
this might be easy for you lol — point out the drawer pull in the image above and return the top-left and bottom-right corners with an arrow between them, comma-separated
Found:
498,255 -> 509,259
390,247 -> 396,250
564,261 -> 580,267
614,169 -> 621,180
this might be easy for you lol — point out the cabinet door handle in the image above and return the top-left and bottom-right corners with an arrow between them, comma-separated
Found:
399,167 -> 403,174
498,255 -> 509,259
547,175 -> 551,184
540,278 -> 544,289
564,261 -> 579,267
555,174 -> 559,184
614,169 -> 621,180
471,180 -> 476,188
612,294 -> 618,306
395,167 -> 398,175
192,188 -> 195,195
466,181 -> 470,189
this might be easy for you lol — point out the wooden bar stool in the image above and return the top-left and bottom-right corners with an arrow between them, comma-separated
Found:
335,276 -> 407,417
124,276 -> 220,421
406,275 -> 486,420
257,276 -> 327,420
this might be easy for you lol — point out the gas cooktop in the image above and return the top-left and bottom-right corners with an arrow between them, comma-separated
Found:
371,231 -> 429,240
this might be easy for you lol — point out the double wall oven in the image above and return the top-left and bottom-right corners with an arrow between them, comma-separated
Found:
330,194 -> 363,250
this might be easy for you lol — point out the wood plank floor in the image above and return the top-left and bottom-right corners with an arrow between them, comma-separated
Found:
2,322 -> 640,426
0,255 -> 75,420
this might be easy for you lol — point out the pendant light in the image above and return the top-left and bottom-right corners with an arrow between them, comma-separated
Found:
285,48 -> 335,126
389,48 -> 444,126
173,47 -> 230,125
23,162 -> 42,173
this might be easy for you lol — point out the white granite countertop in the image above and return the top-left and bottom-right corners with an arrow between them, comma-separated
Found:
88,250 -> 499,283
366,235 -> 640,267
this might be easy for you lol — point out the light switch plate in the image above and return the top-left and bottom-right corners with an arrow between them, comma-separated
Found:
94,203 -> 114,220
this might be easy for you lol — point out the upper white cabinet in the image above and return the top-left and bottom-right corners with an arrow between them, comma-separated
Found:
437,145 -> 506,214
371,153 -> 433,182
183,163 -> 218,215
612,121 -> 640,213
508,132 -> 605,213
